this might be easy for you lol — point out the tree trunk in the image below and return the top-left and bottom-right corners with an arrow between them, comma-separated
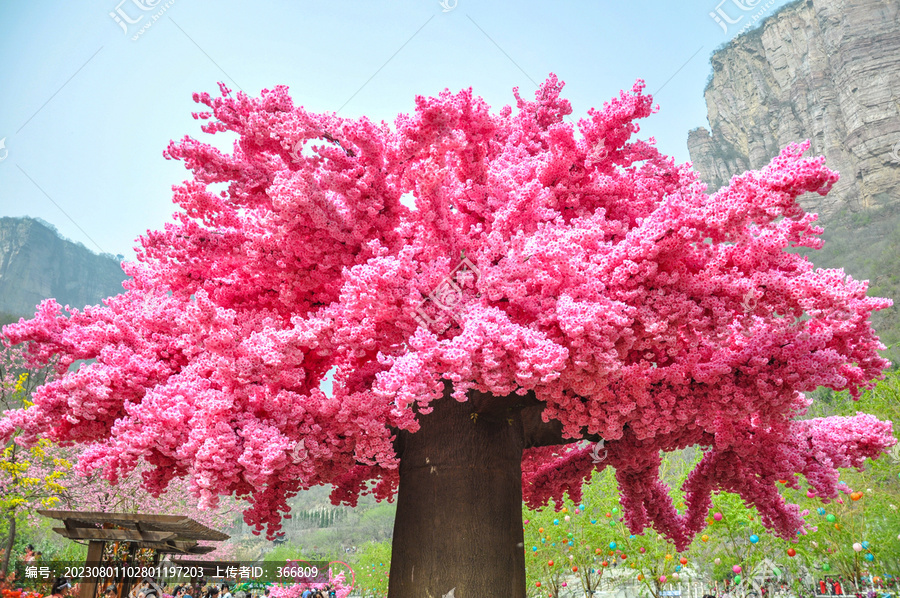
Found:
1,514 -> 15,577
388,385 -> 530,598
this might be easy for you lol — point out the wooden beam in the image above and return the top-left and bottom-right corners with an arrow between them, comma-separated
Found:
52,528 -> 176,542
79,541 -> 105,598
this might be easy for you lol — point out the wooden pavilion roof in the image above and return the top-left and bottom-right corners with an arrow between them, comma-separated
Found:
38,510 -> 229,554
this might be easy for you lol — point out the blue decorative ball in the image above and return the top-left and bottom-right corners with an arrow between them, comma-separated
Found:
750,535 -> 759,544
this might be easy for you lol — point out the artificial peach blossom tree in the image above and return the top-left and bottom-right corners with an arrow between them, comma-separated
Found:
1,75 -> 894,598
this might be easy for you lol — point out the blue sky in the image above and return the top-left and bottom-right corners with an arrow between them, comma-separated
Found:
0,0 -> 797,260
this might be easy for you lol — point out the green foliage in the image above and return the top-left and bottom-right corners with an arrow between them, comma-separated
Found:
351,541 -> 391,598
521,370 -> 900,597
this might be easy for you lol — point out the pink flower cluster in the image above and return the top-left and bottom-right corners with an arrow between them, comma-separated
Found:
1,76 -> 893,547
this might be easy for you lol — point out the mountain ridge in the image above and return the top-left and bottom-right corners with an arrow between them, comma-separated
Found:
0,216 -> 128,319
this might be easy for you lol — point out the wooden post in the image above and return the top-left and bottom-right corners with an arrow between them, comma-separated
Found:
80,541 -> 105,598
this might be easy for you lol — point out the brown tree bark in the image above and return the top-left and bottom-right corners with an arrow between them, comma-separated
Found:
387,383 -> 598,598
1,513 -> 15,577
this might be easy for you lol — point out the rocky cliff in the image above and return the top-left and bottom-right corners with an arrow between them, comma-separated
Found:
688,0 -> 900,219
0,217 -> 127,318
687,0 -> 900,362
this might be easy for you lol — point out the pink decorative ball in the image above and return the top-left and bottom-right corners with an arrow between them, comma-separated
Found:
733,565 -> 742,574
713,512 -> 723,521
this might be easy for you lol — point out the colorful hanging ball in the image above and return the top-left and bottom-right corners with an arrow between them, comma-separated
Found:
673,573 -> 680,581
701,534 -> 709,542
595,548 -> 602,555
680,557 -> 688,565
675,566 -> 682,572
713,512 -> 723,521
538,527 -> 544,533
862,541 -> 870,549
601,561 -> 609,567
823,564 -> 831,571
853,543 -> 863,552
660,576 -> 667,584
826,514 -> 836,522
735,575 -> 742,584
865,554 -> 874,562
564,515 -> 571,522
609,542 -> 617,550
817,508 -> 826,515
553,519 -> 559,525
787,548 -> 796,557
548,560 -> 554,566
579,504 -> 585,510
620,554 -> 627,560
630,535 -> 635,539
536,582 -> 541,588
591,519 -> 597,524
733,565 -> 742,574
568,541 -> 573,546
533,547 -> 538,552
639,547 -> 646,554
773,568 -> 782,576
714,558 -> 721,565
750,535 -> 759,544
612,508 -> 618,513
638,574 -> 644,581
572,566 -> 578,572
524,519 -> 529,525
811,541 -> 818,548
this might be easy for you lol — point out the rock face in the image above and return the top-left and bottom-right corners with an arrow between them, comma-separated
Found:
0,217 -> 127,318
687,0 -> 900,220
688,0 -> 900,362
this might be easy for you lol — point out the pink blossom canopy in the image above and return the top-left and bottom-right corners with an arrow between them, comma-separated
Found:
2,75 -> 894,550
